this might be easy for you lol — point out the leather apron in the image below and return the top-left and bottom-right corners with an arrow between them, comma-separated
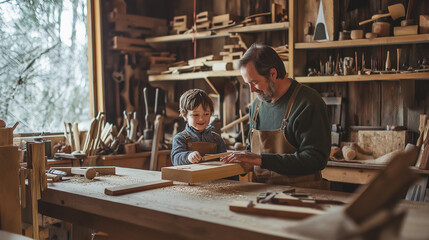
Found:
182,130 -> 217,156
250,83 -> 326,188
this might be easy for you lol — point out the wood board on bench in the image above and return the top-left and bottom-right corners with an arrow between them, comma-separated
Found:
161,161 -> 246,183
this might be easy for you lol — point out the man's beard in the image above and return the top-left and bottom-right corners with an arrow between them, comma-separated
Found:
256,79 -> 276,102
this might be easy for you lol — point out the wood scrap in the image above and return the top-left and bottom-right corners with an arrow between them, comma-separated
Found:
229,200 -> 323,219
104,180 -> 173,196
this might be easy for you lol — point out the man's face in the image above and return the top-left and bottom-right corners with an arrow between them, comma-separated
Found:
240,62 -> 276,102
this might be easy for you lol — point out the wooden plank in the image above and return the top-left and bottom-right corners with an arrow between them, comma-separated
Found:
105,180 -> 173,196
161,162 -> 245,183
111,36 -> 151,52
321,165 -> 378,184
0,146 -> 22,234
229,201 -> 323,219
295,34 -> 429,49
49,166 -> 116,176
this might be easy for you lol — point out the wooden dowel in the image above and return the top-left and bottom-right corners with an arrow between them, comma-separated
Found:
221,114 -> 249,132
202,152 -> 233,161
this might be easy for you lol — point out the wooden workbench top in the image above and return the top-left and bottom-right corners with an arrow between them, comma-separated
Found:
39,168 -> 429,240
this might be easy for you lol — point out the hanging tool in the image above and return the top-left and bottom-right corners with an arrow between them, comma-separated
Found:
143,87 -> 158,140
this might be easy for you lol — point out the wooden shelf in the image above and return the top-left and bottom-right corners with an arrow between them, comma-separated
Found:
146,22 -> 289,43
148,70 -> 241,81
228,22 -> 289,33
295,34 -> 429,49
295,72 -> 429,83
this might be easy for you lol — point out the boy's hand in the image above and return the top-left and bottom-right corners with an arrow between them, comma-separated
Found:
188,151 -> 202,163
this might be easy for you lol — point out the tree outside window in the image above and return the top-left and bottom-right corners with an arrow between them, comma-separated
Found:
0,0 -> 90,133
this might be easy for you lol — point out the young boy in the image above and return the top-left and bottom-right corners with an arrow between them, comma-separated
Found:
171,89 -> 227,166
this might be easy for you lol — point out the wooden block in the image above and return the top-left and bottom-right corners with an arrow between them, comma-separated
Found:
173,15 -> 187,27
0,146 -> 22,234
229,201 -> 323,219
0,128 -> 13,146
357,130 -> 407,158
393,25 -> 418,36
104,180 -> 173,196
161,162 -> 245,183
196,11 -> 211,23
49,166 -> 116,176
111,36 -> 151,52
420,15 -> 429,34
196,21 -> 210,30
212,14 -> 230,25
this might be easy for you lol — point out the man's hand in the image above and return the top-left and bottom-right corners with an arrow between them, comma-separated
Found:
187,151 -> 202,163
220,151 -> 262,166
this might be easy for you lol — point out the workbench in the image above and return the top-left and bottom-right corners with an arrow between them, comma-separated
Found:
38,168 -> 429,240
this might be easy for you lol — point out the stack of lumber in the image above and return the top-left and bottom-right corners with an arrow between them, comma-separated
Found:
220,43 -> 244,62
211,14 -> 237,29
109,8 -> 167,37
170,15 -> 188,34
196,11 -> 211,31
272,44 -> 289,61
146,52 -> 177,75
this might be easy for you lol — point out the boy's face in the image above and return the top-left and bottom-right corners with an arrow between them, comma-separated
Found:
184,104 -> 211,132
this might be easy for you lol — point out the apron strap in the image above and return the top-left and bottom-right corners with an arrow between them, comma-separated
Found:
251,100 -> 261,129
181,130 -> 192,147
281,83 -> 302,130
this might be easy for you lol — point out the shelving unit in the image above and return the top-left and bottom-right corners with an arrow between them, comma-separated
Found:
295,34 -> 429,49
146,22 -> 289,43
148,70 -> 241,82
296,72 -> 429,83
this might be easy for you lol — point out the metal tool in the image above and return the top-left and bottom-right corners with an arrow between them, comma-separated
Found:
143,87 -> 159,140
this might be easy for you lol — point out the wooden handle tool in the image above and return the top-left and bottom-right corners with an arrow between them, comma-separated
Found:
202,152 -> 233,161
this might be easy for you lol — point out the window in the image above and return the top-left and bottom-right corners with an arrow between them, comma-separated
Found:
0,0 -> 90,133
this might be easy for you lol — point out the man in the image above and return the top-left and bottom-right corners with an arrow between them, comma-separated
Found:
221,43 -> 331,188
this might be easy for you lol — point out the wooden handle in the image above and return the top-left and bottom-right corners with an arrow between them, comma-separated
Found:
358,13 -> 390,26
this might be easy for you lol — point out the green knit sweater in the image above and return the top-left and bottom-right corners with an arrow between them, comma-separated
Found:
247,80 -> 331,175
